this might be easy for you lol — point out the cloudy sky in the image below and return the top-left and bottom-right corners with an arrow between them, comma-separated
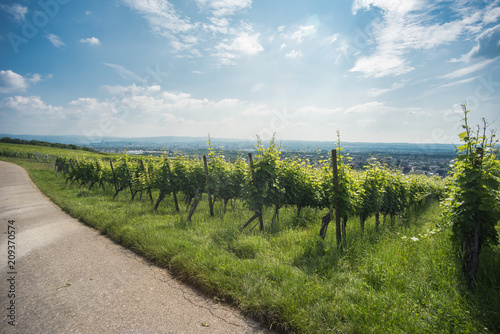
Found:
1,0 -> 499,144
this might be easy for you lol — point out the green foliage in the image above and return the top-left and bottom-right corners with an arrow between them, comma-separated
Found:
152,156 -> 173,194
279,157 -> 323,210
242,137 -> 284,212
112,156 -> 133,192
207,137 -> 245,203
0,136 -> 97,152
357,160 -> 386,219
182,156 -> 205,199
442,105 -> 500,289
321,137 -> 360,216
2,138 -> 446,235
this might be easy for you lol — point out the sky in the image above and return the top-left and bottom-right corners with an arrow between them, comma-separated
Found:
0,0 -> 499,144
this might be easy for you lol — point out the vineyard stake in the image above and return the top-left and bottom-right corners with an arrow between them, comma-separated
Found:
140,159 -> 154,204
332,150 -> 341,247
249,152 -> 263,231
187,187 -> 201,222
165,156 -> 180,212
109,160 -> 118,193
203,155 -> 214,217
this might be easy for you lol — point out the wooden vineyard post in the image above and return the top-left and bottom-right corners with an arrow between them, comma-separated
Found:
109,160 -> 117,193
319,149 -> 341,247
88,160 -> 99,191
165,157 -> 179,212
110,160 -> 124,199
140,159 -> 154,204
123,160 -> 135,199
66,159 -> 75,183
342,216 -> 347,249
203,155 -> 214,217
332,149 -> 341,247
241,152 -> 264,231
187,188 -> 200,222
74,160 -> 83,187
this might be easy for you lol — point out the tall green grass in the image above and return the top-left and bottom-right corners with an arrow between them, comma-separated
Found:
8,158 -> 499,333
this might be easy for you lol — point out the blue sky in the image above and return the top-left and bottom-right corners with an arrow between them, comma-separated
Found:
1,0 -> 499,144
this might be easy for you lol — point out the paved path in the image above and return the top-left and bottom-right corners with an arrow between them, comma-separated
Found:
0,161 -> 272,333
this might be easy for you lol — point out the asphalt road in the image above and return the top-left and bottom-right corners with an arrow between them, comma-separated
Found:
0,161 -> 273,334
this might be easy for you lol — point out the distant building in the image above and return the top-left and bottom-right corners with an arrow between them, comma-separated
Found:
127,150 -> 144,155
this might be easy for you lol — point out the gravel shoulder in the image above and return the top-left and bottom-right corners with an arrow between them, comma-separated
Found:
0,161 -> 273,333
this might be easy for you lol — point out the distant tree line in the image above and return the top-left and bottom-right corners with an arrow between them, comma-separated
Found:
0,137 -> 97,153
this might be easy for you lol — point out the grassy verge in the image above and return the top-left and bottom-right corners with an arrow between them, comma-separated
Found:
5,158 -> 499,333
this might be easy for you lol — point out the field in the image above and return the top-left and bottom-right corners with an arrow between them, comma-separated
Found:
1,142 -> 499,333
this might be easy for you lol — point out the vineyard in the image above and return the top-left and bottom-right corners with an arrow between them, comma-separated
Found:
2,138 -> 445,241
0,127 -> 498,333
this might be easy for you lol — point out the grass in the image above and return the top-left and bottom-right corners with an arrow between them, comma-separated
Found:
4,157 -> 499,333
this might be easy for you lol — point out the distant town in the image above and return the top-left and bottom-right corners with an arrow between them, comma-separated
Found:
1,133 -> 458,177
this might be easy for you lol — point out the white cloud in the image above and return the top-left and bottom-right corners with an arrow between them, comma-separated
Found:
162,91 -> 192,101
0,85 -> 244,136
122,0 -> 262,64
350,1 -> 480,77
80,37 -> 101,45
0,3 -> 28,21
0,70 -> 44,94
169,36 -> 202,57
439,58 -> 498,80
296,106 -> 342,115
434,76 -> 478,89
214,98 -> 241,108
100,84 -> 240,115
0,89 -> 255,138
69,97 -> 101,106
1,95 -> 63,116
352,0 -> 423,15
0,70 -> 28,93
367,81 -> 406,97
461,24 -> 500,62
223,32 -> 263,54
483,2 -> 500,24
327,34 -> 338,44
213,51 -> 238,65
121,0 -> 202,57
290,25 -> 315,43
215,32 -> 263,64
102,83 -> 161,97
203,17 -> 231,34
351,51 -> 413,78
161,112 -> 185,122
29,73 -> 43,85
68,98 -> 116,118
195,0 -> 252,16
121,0 -> 196,33
104,63 -> 144,83
46,34 -> 65,48
345,101 -> 386,113
285,50 -> 302,59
